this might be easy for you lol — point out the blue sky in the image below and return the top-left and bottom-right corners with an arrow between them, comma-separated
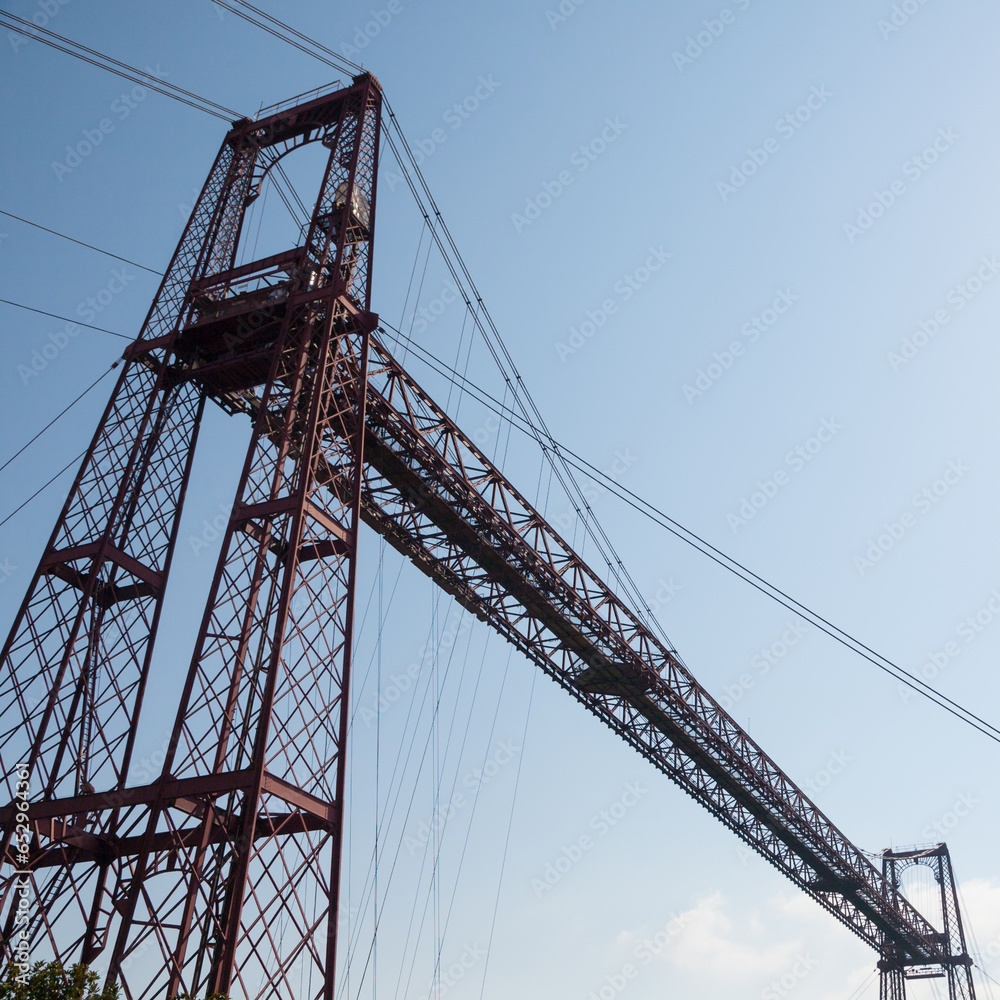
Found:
2,1 -> 1000,998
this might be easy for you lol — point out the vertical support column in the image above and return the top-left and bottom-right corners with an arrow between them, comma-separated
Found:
879,966 -> 907,1000
0,127 -> 256,967
938,849 -> 976,1000
98,77 -> 382,1000
880,844 -> 978,1000
103,297 -> 375,1000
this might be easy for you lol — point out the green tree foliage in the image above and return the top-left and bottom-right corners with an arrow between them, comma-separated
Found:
0,962 -> 118,1000
0,962 -> 227,1000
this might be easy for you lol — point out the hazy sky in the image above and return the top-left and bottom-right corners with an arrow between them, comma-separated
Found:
2,2 -> 1000,998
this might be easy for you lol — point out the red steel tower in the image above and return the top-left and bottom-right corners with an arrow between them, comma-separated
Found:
879,845 -> 976,999
0,75 -> 381,998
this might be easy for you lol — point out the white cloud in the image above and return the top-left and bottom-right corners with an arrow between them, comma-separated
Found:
605,881 -> 996,1000
661,891 -> 802,978
615,889 -> 875,1000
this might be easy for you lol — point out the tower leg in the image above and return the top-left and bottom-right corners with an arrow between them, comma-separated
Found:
880,967 -> 906,1000
105,298 -> 373,1000
0,121 -> 257,968
0,360 -> 204,965
0,75 -> 383,997
948,964 -> 977,1000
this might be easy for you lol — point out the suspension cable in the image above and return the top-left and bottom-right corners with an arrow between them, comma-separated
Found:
0,12 -> 244,121
374,321 -> 1000,747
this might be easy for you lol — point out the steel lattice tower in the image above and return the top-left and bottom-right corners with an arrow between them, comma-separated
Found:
879,845 -> 976,1000
0,75 -> 381,998
0,76 -> 980,1000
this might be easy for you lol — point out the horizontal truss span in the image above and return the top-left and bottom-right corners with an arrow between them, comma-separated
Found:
7,321 -> 951,974
215,330 -> 946,967
358,337 -> 942,962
